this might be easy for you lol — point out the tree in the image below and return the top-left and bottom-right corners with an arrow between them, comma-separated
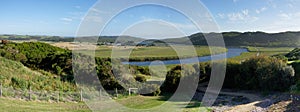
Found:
239,56 -> 295,91
162,65 -> 197,93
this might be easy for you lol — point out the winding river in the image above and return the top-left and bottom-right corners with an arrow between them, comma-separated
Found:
123,48 -> 249,66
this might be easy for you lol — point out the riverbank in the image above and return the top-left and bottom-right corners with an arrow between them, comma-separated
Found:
123,48 -> 248,66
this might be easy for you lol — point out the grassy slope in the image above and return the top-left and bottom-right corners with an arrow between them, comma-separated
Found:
0,57 -> 208,111
0,95 -> 210,112
0,56 -> 75,91
0,98 -> 90,112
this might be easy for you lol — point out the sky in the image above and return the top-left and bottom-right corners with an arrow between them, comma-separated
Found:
0,0 -> 300,38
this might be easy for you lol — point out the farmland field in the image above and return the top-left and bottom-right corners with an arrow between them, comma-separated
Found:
73,45 -> 227,61
228,47 -> 294,61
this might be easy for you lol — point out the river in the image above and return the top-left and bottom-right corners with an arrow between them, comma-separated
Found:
122,48 -> 248,66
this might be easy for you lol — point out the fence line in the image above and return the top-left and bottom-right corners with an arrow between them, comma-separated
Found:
0,85 -> 131,102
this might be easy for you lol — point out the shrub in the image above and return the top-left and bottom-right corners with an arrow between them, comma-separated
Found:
162,65 -> 182,93
223,61 -> 241,88
135,74 -> 147,83
162,65 -> 197,93
238,56 -> 295,91
139,84 -> 161,96
291,62 -> 300,80
11,77 -> 28,90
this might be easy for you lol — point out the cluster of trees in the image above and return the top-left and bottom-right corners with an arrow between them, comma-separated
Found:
286,48 -> 300,61
284,48 -> 300,93
162,56 -> 295,93
0,42 -> 74,81
0,42 -> 161,95
225,57 -> 295,91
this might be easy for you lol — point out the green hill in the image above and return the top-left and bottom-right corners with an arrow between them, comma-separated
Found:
0,56 -> 76,91
3,31 -> 300,47
164,31 -> 300,47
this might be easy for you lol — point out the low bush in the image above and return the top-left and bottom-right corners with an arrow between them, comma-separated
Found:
237,56 -> 295,91
139,84 -> 161,96
135,74 -> 147,83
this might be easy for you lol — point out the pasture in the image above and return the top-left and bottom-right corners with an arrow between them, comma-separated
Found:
74,45 -> 227,61
228,47 -> 294,62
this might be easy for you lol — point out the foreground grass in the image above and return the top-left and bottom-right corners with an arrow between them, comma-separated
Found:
0,57 -> 76,91
0,96 -> 211,112
114,95 -> 210,112
0,98 -> 90,112
117,95 -> 165,109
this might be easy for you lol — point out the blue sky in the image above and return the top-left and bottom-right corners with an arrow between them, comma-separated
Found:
0,0 -> 300,37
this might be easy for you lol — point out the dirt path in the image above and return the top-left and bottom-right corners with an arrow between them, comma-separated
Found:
197,82 -> 278,112
197,82 -> 263,102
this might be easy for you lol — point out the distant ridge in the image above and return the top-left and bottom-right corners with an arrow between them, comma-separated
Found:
1,31 -> 300,47
163,31 -> 300,47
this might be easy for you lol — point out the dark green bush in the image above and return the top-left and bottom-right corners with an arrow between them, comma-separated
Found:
11,77 -> 29,90
223,61 -> 241,88
291,62 -> 300,80
135,74 -> 147,83
162,65 -> 197,93
139,84 -> 161,96
238,56 -> 295,91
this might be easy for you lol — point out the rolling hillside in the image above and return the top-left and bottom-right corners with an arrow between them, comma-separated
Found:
164,31 -> 300,47
3,31 -> 300,47
0,56 -> 76,91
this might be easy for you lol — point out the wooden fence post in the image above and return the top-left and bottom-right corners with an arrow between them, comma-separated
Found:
115,88 -> 118,97
57,91 -> 59,103
0,83 -> 2,97
29,86 -> 31,101
80,89 -> 83,102
99,88 -> 102,100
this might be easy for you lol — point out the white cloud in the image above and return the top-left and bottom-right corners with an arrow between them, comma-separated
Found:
74,6 -> 81,9
242,9 -> 249,16
255,7 -> 267,14
287,3 -> 294,8
90,8 -> 109,15
67,11 -> 86,21
217,13 -> 225,19
120,20 -> 198,39
267,0 -> 277,8
226,9 -> 258,22
278,12 -> 300,20
278,13 -> 291,20
60,18 -> 73,22
256,12 -> 300,32
84,16 -> 103,23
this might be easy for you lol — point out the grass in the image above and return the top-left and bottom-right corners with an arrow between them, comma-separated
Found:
246,46 -> 294,52
228,47 -> 294,62
113,95 -> 210,112
0,98 -> 90,112
116,95 -> 165,109
0,56 -> 76,92
0,96 -> 211,112
78,46 -> 227,61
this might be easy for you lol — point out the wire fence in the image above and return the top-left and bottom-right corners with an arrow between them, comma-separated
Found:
0,85 -> 132,103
